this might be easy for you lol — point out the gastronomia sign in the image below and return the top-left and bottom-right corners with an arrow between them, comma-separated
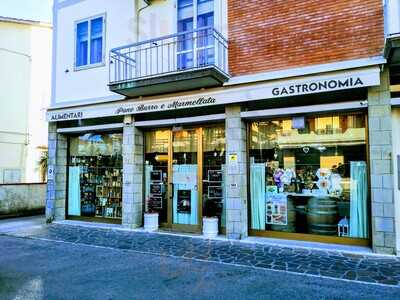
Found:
47,67 -> 380,122
271,77 -> 364,97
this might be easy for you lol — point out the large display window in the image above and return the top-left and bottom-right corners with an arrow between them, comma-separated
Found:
67,132 -> 123,222
248,113 -> 369,244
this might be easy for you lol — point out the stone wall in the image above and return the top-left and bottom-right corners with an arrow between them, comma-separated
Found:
46,122 -> 68,222
368,68 -> 396,255
122,116 -> 144,229
0,183 -> 46,218
225,105 -> 248,239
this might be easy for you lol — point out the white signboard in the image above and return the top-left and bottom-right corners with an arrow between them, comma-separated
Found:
47,67 -> 380,122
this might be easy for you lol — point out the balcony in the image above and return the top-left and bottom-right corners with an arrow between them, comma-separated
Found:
109,27 -> 229,98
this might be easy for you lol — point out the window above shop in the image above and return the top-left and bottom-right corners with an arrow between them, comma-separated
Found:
75,14 -> 106,70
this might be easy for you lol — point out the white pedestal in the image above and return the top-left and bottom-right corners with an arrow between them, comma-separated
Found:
144,213 -> 159,232
203,217 -> 219,238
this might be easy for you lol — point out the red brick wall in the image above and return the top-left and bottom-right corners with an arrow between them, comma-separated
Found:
228,0 -> 384,76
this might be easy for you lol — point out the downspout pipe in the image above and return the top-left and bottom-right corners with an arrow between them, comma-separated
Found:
136,0 -> 150,43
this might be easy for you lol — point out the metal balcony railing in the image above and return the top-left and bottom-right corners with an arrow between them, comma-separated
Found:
109,26 -> 228,84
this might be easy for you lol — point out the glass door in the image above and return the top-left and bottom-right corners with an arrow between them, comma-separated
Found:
171,128 -> 201,232
144,125 -> 225,233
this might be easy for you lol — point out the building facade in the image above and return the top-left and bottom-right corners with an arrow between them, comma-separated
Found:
0,17 -> 52,184
47,0 -> 398,254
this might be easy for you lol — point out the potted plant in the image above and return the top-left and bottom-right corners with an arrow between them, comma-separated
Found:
202,199 -> 219,238
144,199 -> 159,232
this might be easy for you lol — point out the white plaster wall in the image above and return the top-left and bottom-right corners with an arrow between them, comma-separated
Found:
385,0 -> 400,35
0,21 -> 51,183
54,0 -> 228,105
54,0 -> 136,104
392,108 -> 400,254
25,25 -> 52,183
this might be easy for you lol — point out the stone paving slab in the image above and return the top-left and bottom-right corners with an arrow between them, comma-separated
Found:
5,223 -> 400,287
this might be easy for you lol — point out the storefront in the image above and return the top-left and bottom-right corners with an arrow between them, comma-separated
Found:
47,65 -> 394,252
247,113 -> 370,246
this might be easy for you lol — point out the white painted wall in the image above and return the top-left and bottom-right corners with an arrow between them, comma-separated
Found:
0,21 -> 52,183
54,0 -> 136,105
385,0 -> 400,36
53,0 -> 228,106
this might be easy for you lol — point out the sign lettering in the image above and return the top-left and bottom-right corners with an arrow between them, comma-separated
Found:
271,77 -> 364,97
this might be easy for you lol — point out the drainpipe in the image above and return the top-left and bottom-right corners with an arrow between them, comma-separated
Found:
136,0 -> 150,43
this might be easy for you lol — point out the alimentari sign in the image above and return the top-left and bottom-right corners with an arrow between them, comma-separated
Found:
50,111 -> 83,121
271,77 -> 364,97
47,67 -> 380,122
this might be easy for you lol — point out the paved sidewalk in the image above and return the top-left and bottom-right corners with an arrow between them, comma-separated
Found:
3,222 -> 400,287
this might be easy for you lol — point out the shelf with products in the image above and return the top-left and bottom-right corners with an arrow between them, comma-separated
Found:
69,154 -> 123,219
94,167 -> 123,219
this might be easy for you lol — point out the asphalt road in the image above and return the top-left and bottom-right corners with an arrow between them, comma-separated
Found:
0,235 -> 399,300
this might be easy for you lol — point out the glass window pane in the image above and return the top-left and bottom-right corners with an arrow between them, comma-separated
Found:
202,126 -> 226,227
178,0 -> 193,21
90,17 -> 103,64
248,114 -> 369,239
177,52 -> 193,69
76,21 -> 88,66
144,130 -> 170,224
197,0 -> 213,16
68,133 -> 123,220
197,47 -> 214,66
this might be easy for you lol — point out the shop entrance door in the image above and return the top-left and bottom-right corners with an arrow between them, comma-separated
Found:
144,125 -> 225,234
144,128 -> 202,233
170,128 -> 202,232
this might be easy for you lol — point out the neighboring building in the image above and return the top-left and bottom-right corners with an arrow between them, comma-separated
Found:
47,0 -> 398,254
0,16 -> 52,183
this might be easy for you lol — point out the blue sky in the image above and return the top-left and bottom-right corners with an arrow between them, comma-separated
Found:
0,0 -> 53,23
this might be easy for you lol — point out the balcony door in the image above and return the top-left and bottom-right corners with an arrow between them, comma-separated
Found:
177,0 -> 215,70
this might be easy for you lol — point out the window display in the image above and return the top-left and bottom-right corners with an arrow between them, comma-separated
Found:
202,126 -> 226,227
145,130 -> 169,224
67,133 -> 123,221
249,114 -> 369,240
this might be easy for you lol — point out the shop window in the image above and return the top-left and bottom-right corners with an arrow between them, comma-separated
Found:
144,130 -> 170,224
249,114 -> 369,240
67,133 -> 122,220
202,126 -> 226,227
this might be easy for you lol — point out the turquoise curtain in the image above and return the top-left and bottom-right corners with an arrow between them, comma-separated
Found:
68,167 -> 81,216
144,165 -> 153,212
250,163 -> 266,230
349,161 -> 368,238
173,164 -> 198,225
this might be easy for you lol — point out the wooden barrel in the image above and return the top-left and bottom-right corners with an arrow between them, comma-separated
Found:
307,197 -> 338,236
271,197 -> 296,233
